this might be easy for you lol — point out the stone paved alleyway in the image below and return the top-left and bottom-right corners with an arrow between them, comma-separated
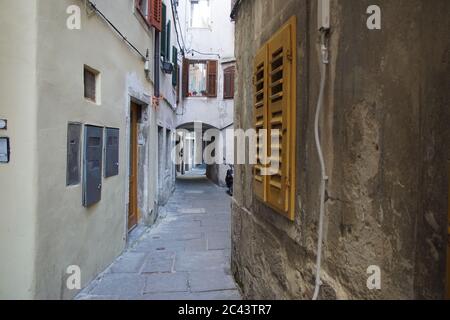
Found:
77,174 -> 241,300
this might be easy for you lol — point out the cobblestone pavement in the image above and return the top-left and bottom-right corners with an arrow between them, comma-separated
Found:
76,174 -> 241,300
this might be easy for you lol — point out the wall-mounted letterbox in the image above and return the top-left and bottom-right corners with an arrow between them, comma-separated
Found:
0,137 -> 10,163
105,127 -> 119,178
83,125 -> 103,207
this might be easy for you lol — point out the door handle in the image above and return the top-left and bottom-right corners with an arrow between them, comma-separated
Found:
97,184 -> 102,190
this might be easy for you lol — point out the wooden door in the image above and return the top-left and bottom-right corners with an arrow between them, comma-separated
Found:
128,103 -> 139,231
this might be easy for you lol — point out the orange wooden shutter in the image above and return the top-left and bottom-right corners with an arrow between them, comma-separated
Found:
266,16 -> 297,220
253,45 -> 268,202
207,60 -> 218,97
150,0 -> 163,31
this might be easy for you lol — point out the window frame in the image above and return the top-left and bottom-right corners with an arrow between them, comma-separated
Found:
190,0 -> 211,29
83,65 -> 101,105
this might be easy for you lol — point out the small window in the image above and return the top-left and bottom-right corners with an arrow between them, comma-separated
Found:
188,61 -> 208,97
136,0 -> 149,19
184,59 -> 217,97
223,66 -> 235,99
190,0 -> 211,28
84,65 -> 100,104
67,123 -> 82,186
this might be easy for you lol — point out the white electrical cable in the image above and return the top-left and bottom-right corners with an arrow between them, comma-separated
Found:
312,32 -> 329,301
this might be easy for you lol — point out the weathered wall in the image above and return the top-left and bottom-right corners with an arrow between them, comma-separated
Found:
232,0 -> 450,299
0,0 -> 38,300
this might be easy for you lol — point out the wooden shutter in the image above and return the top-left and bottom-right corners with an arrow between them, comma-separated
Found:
253,46 -> 268,201
166,21 -> 171,61
265,16 -> 297,220
176,64 -> 181,103
224,66 -> 235,99
207,60 -> 217,97
149,0 -> 163,31
182,58 -> 189,98
160,3 -> 167,58
172,47 -> 178,86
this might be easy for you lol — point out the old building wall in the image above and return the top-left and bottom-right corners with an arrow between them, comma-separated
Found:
232,0 -> 450,299
0,0 -> 39,300
176,0 -> 235,184
30,0 -> 176,299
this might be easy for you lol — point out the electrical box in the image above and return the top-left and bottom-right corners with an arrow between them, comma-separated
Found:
104,127 -> 119,178
67,123 -> 82,186
318,0 -> 330,30
0,137 -> 10,163
83,125 -> 103,207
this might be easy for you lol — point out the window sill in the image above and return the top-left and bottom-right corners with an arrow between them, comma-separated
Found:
84,98 -> 101,106
185,96 -> 209,100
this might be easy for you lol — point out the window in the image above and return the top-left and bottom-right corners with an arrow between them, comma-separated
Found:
253,16 -> 297,221
136,0 -> 149,19
84,65 -> 100,104
190,0 -> 211,28
135,0 -> 163,31
223,66 -> 235,99
183,59 -> 217,97
188,61 -> 207,97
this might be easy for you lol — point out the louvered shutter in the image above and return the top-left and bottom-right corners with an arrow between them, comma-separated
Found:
166,21 -> 171,61
224,66 -> 235,99
253,46 -> 268,201
149,0 -> 163,31
172,46 -> 178,86
160,3 -> 167,58
182,58 -> 189,97
207,60 -> 217,97
266,17 -> 296,220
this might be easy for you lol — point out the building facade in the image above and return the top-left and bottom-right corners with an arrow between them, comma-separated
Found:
175,0 -> 235,186
231,0 -> 450,299
0,0 -> 179,299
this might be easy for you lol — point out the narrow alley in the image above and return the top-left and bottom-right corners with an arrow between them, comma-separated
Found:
77,170 -> 240,300
1,0 -> 450,303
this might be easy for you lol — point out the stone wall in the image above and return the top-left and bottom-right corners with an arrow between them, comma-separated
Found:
232,0 -> 450,299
